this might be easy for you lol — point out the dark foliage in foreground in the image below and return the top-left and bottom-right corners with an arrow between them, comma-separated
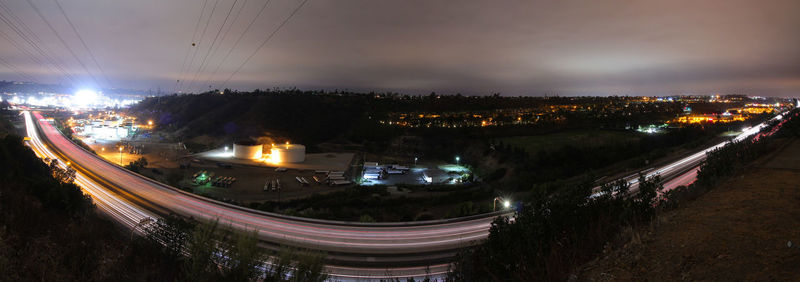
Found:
448,175 -> 662,281
449,109 -> 799,281
0,128 -> 328,280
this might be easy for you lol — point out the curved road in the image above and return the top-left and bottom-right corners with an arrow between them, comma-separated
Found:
24,110 -> 502,279
22,110 -> 786,279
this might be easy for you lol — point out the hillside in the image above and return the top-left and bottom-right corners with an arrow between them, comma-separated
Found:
128,92 -> 371,146
580,138 -> 800,280
126,92 -> 679,148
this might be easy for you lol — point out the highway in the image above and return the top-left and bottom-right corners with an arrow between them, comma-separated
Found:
23,110 -> 501,279
592,112 -> 787,197
22,109 -> 786,279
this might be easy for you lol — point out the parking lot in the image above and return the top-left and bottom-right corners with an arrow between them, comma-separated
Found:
360,164 -> 470,186
160,161 -> 354,204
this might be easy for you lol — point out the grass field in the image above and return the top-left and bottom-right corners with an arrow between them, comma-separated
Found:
496,129 -> 642,154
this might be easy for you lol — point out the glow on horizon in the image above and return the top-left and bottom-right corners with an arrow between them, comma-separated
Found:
74,89 -> 98,106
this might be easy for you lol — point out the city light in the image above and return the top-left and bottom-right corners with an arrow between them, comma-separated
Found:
503,201 -> 510,209
74,89 -> 98,107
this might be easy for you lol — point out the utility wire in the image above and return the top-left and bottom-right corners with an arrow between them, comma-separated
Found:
185,0 -> 239,93
0,28 -> 59,83
26,0 -> 102,88
179,0 -> 220,93
0,0 -> 76,85
221,0 -> 309,89
204,0 -> 270,90
173,0 -> 209,94
53,0 -> 113,87
0,56 -> 37,82
195,0 -> 249,91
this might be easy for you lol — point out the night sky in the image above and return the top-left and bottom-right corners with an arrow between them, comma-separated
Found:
0,0 -> 798,96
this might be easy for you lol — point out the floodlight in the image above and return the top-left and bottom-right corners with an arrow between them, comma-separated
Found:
74,89 -> 98,106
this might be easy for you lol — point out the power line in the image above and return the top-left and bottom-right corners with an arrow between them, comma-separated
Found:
25,0 -> 102,88
0,27 -> 65,84
179,0 -> 220,93
0,0 -> 77,85
53,0 -> 113,87
185,0 -> 239,93
173,0 -> 209,94
204,0 -> 270,90
221,0 -> 309,89
0,56 -> 37,82
194,0 -> 249,91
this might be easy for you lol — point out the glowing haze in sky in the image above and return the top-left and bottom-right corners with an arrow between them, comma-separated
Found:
0,0 -> 798,96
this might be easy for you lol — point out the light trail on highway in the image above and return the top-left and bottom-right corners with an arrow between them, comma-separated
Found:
24,111 -> 157,232
593,112 -> 787,196
22,109 -> 787,280
22,110 -> 499,280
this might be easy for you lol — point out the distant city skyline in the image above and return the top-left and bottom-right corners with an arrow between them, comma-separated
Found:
0,0 -> 798,96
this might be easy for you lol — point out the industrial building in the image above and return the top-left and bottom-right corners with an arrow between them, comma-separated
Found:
198,140 -> 352,172
269,143 -> 305,163
70,113 -> 135,141
233,140 -> 263,160
80,125 -> 129,140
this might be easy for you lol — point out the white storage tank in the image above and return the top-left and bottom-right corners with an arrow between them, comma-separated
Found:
233,140 -> 263,160
269,143 -> 305,163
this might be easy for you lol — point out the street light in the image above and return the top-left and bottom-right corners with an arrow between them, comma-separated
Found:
455,156 -> 460,165
493,197 -> 512,211
414,157 -> 418,166
119,146 -> 123,165
148,120 -> 153,126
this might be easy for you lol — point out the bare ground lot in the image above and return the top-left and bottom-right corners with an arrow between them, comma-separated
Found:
84,140 -> 354,203
87,140 -> 182,168
580,138 -> 800,281
86,139 -> 479,210
145,162 -> 355,204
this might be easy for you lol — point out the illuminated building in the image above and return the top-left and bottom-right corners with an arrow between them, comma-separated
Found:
268,143 -> 305,163
233,140 -> 263,160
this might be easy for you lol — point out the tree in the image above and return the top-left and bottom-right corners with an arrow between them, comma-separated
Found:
220,228 -> 266,281
448,175 -> 663,280
124,157 -> 148,173
184,219 -> 223,280
359,214 -> 376,222
264,248 -> 328,282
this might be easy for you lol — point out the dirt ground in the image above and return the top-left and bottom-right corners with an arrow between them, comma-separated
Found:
580,138 -> 800,281
87,140 -> 182,168
84,139 -> 352,203
142,162 -> 354,204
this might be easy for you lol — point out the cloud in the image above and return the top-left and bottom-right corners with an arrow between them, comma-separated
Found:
0,0 -> 797,96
